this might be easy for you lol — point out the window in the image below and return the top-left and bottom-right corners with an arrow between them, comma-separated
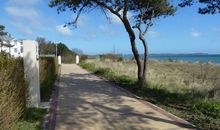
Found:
20,46 -> 23,53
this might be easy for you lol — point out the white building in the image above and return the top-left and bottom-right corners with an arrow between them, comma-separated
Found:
0,40 -> 24,57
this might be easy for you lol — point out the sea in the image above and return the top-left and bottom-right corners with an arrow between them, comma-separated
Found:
122,54 -> 220,64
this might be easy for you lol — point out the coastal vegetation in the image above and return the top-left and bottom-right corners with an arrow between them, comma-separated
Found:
80,58 -> 220,130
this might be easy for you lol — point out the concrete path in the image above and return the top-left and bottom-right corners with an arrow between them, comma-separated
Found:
55,64 -> 196,130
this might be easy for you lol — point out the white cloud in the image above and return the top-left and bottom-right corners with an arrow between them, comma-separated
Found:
7,0 -> 40,6
148,31 -> 158,38
4,0 -> 44,35
5,6 -> 39,22
5,6 -> 41,35
10,21 -> 33,35
56,24 -> 73,36
191,29 -> 201,37
98,25 -> 118,36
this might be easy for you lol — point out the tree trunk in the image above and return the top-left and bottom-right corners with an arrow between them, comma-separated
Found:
139,33 -> 148,84
92,1 -> 145,86
122,18 -> 144,85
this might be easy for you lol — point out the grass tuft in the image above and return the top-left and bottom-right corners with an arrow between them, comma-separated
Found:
16,108 -> 47,130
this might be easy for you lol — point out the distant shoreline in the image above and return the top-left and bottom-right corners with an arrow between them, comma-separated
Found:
122,54 -> 220,64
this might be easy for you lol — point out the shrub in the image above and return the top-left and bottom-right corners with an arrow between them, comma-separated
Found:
80,55 -> 88,63
39,57 -> 57,101
0,53 -> 27,130
16,108 -> 47,130
100,54 -> 123,62
193,100 -> 220,118
61,53 -> 76,63
79,62 -> 96,72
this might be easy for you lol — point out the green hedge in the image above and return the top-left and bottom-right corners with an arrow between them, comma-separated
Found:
61,53 -> 76,63
0,53 -> 27,130
39,57 -> 57,101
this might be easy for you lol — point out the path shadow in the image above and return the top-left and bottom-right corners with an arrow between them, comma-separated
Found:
56,71 -> 196,130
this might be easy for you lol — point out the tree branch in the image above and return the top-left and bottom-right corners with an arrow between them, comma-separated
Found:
92,0 -> 123,21
67,2 -> 89,27
123,0 -> 128,18
100,7 -> 111,23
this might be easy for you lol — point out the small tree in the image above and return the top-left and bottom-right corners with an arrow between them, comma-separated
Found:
49,0 -> 175,86
179,0 -> 220,14
0,25 -> 8,52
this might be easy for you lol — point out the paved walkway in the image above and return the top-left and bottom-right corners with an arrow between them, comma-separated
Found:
55,64 -> 196,130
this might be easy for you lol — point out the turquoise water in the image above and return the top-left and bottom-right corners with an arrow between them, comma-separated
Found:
123,54 -> 220,64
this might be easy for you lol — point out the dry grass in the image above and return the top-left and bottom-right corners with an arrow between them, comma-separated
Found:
87,59 -> 220,99
0,53 -> 27,130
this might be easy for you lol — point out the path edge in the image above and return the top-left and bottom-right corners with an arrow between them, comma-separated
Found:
43,66 -> 61,130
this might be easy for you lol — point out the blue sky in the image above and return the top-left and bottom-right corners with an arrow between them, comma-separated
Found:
0,0 -> 219,54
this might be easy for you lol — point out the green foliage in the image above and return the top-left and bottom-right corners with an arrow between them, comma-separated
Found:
39,57 -> 57,101
179,0 -> 220,14
0,25 -> 8,47
79,62 -> 97,73
16,108 -> 47,130
0,53 -> 27,130
193,100 -> 220,118
61,52 -> 76,63
0,25 -> 7,36
100,54 -> 123,62
37,37 -> 76,63
21,108 -> 47,123
79,55 -> 88,62
49,0 -> 175,27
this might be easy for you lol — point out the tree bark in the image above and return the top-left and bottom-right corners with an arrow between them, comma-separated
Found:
122,18 -> 144,84
139,33 -> 148,85
92,1 -> 145,86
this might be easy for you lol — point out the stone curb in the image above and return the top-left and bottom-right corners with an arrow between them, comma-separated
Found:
43,68 -> 61,130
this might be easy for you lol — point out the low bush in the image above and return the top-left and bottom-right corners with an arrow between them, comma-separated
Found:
62,53 -> 76,63
80,62 -> 96,71
99,54 -> 123,62
80,55 -> 88,62
193,100 -> 220,118
0,53 -> 27,130
16,108 -> 47,130
39,57 -> 57,101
